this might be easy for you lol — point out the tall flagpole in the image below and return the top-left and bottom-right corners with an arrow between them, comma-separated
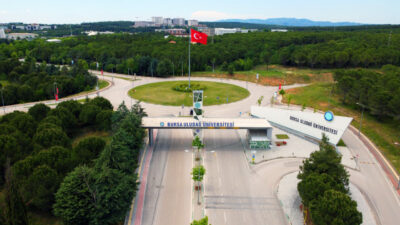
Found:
188,29 -> 191,88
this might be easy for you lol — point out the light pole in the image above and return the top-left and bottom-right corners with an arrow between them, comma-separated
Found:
1,87 -> 5,114
356,102 -> 366,137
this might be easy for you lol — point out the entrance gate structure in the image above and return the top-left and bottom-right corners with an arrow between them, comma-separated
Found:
142,117 -> 273,149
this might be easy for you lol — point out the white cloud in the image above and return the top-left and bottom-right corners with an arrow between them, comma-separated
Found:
0,10 -> 7,14
191,10 -> 255,21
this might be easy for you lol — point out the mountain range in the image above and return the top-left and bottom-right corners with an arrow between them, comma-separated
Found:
217,18 -> 363,27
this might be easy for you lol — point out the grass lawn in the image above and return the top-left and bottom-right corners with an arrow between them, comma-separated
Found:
129,81 -> 250,106
72,127 -> 111,147
283,82 -> 400,173
192,65 -> 334,86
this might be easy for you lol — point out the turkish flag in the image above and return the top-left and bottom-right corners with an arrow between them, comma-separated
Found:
279,83 -> 281,90
191,29 -> 208,45
101,69 -> 103,75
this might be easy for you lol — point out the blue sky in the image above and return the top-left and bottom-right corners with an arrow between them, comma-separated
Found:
0,0 -> 399,24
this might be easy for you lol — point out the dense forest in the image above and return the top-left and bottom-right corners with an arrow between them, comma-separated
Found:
0,98 -> 145,224
1,30 -> 399,79
334,65 -> 400,120
0,55 -> 97,105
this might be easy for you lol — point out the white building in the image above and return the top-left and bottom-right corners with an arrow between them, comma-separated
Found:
0,29 -> 6,39
163,18 -> 172,26
251,106 -> 353,145
271,29 -> 288,32
187,20 -> 199,26
46,38 -> 62,43
7,33 -> 38,40
151,17 -> 163,26
133,21 -> 155,28
172,18 -> 185,26
214,28 -> 240,35
39,25 -> 52,30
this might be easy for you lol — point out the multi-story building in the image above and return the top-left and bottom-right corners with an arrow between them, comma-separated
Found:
214,28 -> 240,35
163,18 -> 173,26
172,18 -> 185,26
155,28 -> 186,36
187,20 -> 199,26
151,17 -> 163,26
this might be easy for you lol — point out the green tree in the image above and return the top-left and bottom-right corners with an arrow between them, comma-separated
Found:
28,103 -> 51,122
4,161 -> 29,225
89,97 -> 113,111
298,134 -> 349,189
53,166 -> 96,225
191,165 -> 206,204
191,216 -> 210,225
79,104 -> 101,125
73,137 -> 106,166
297,173 -> 347,207
33,127 -> 71,149
96,110 -> 113,131
310,190 -> 362,225
257,96 -> 264,106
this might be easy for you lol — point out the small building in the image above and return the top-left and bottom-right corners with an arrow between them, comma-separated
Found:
188,20 -> 199,26
46,38 -> 62,43
133,21 -> 155,28
271,29 -> 288,32
247,129 -> 272,150
7,33 -> 38,40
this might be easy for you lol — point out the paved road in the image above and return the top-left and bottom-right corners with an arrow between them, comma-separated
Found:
203,129 -> 290,225
140,129 -> 193,225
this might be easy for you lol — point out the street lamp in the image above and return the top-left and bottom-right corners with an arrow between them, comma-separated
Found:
356,102 -> 366,137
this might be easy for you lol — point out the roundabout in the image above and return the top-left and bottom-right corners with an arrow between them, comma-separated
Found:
128,81 -> 250,106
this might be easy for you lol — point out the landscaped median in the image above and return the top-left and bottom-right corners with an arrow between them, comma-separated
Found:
128,81 -> 250,106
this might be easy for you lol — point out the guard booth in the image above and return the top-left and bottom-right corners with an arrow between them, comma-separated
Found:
247,129 -> 271,150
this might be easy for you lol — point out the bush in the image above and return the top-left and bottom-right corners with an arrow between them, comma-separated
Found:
79,104 -> 101,125
57,100 -> 83,118
73,137 -> 106,166
28,103 -> 51,122
89,97 -> 113,111
96,110 -> 113,131
33,127 -> 71,149
173,83 -> 207,92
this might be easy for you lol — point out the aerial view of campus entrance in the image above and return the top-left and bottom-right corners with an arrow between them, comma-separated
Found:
1,1 -> 400,225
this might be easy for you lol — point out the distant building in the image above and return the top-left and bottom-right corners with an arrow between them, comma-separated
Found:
84,31 -> 115,36
39,25 -> 52,30
26,24 -> 40,31
271,29 -> 288,32
172,18 -> 185,26
7,33 -> 38,40
46,38 -> 62,43
151,17 -> 163,26
198,27 -> 215,36
15,25 -> 25,30
187,20 -> 199,26
134,21 -> 155,28
155,28 -> 186,36
163,18 -> 173,26
0,29 -> 6,39
214,28 -> 240,35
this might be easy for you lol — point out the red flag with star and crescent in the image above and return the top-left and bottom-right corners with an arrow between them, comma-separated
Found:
190,29 -> 208,45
